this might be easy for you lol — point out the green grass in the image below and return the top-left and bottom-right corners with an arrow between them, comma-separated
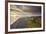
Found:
23,16 -> 41,28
